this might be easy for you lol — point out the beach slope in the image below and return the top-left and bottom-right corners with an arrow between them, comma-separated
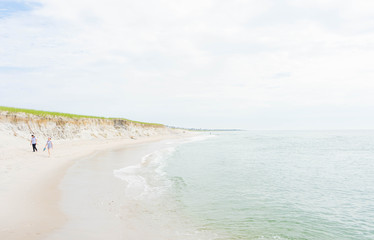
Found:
0,109 -> 188,240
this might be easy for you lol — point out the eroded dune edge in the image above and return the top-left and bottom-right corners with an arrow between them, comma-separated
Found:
0,109 -> 190,240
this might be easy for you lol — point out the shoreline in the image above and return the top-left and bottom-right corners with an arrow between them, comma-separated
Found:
47,137 -> 187,239
0,133 -> 191,240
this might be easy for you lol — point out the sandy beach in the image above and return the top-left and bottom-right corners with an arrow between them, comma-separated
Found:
0,131 -> 187,240
2,1 -> 373,238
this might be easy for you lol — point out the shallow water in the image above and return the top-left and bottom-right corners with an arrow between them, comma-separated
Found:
162,131 -> 374,239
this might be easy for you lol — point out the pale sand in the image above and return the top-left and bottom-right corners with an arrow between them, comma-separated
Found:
0,132 -> 188,240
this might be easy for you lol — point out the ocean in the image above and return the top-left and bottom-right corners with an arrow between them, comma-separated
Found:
114,130 -> 374,239
52,131 -> 374,240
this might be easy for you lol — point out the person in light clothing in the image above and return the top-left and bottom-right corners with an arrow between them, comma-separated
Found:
30,135 -> 37,152
44,137 -> 53,157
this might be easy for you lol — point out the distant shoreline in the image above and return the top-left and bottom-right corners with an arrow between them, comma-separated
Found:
167,126 -> 244,131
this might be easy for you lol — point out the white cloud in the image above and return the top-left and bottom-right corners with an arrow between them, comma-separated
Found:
1,0 -> 374,129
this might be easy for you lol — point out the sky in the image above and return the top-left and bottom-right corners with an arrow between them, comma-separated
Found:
1,0 -> 374,130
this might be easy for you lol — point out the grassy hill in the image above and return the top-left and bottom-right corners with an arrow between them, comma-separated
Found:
0,106 -> 163,126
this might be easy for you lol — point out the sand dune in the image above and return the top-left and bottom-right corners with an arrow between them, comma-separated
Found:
0,110 -> 189,240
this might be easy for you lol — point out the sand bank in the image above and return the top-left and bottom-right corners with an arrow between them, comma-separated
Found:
0,131 -> 189,240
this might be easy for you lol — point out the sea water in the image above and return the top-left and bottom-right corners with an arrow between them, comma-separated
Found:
114,131 -> 374,240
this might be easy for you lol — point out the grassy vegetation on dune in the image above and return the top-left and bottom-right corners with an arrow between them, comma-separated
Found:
0,106 -> 106,119
0,106 -> 163,126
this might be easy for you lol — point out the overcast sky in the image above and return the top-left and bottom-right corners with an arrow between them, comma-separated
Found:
1,0 -> 374,129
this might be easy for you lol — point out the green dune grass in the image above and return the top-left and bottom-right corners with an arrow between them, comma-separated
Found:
0,106 -> 163,126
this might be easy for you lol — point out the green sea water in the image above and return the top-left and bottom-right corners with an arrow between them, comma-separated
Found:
162,131 -> 374,239
52,130 -> 374,239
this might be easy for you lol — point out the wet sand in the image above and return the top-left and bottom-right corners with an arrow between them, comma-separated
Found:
0,132 -> 188,240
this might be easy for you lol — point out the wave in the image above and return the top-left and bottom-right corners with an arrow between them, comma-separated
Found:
181,134 -> 217,144
113,147 -> 176,200
113,134 -> 213,201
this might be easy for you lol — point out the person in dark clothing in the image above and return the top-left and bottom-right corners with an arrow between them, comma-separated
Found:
31,135 -> 38,152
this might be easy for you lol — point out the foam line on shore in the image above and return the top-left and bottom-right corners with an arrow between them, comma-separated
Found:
113,147 -> 175,200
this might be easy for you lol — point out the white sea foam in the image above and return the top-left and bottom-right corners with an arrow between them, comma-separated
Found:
180,134 -> 216,144
113,147 -> 176,200
113,136 -> 213,201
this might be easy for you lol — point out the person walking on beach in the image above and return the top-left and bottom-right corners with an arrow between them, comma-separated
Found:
30,135 -> 38,152
44,137 -> 53,157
